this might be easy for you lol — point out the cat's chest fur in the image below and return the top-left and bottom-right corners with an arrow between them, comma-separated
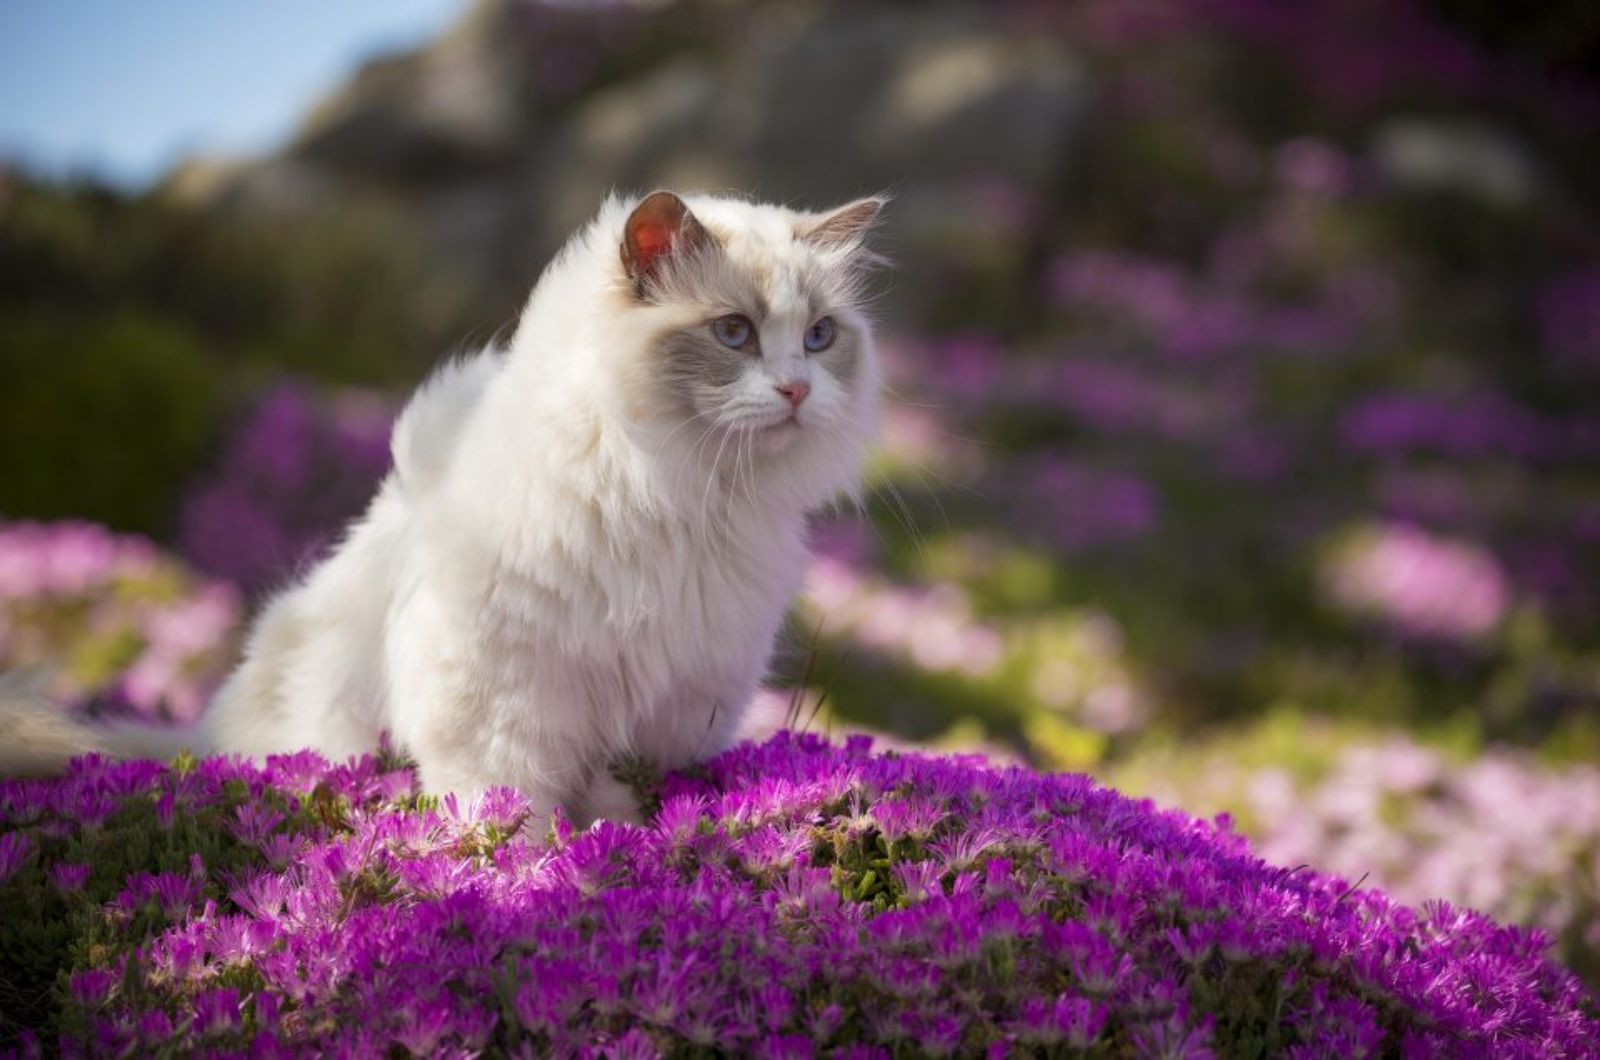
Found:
411,422 -> 810,738
472,505 -> 804,676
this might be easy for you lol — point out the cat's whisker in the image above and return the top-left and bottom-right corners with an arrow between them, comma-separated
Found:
814,421 -> 908,557
684,401 -> 748,545
901,457 -> 985,498
813,416 -> 926,554
804,419 -> 904,538
740,431 -> 760,511
682,423 -> 722,548
732,429 -> 749,511
894,464 -> 954,533
655,407 -> 718,453
877,476 -> 927,554
700,424 -> 738,524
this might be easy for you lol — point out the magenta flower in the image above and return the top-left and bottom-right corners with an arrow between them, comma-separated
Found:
0,831 -> 32,884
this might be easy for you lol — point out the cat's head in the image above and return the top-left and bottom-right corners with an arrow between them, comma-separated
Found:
607,190 -> 886,509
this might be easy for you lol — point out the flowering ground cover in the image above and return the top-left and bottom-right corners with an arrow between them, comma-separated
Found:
2,733 -> 1597,1057
0,522 -> 237,725
1114,717 -> 1600,990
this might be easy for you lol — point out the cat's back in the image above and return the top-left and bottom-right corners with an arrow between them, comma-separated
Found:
205,354 -> 504,756
392,350 -> 506,497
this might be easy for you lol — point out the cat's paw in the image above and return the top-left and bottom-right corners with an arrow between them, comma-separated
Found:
576,771 -> 645,827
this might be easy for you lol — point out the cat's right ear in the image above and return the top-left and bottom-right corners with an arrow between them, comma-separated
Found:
621,191 -> 711,297
804,196 -> 887,251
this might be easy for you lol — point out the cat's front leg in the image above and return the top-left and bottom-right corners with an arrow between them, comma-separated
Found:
409,732 -> 576,831
575,769 -> 645,827
609,689 -> 751,785
386,605 -> 580,825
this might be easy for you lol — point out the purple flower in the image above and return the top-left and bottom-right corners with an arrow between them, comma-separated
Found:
1275,137 -> 1353,198
191,988 -> 243,1037
228,803 -> 286,847
1019,455 -> 1160,551
1538,269 -> 1600,371
69,967 -> 117,1009
48,861 -> 91,893
871,796 -> 947,842
1128,1009 -> 1215,1060
178,381 -> 395,592
0,831 -> 31,883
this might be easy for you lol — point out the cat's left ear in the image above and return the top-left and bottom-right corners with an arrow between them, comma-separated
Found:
802,196 -> 888,251
621,190 -> 712,297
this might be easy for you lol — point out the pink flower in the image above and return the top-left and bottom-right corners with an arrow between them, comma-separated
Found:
1323,522 -> 1509,641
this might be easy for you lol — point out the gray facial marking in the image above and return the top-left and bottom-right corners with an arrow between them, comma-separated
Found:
656,324 -> 756,409
790,259 -> 862,386
813,324 -> 860,386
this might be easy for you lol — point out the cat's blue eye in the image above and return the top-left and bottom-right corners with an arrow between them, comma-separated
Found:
804,316 -> 837,353
712,314 -> 754,350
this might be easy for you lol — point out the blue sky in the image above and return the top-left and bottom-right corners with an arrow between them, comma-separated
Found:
0,0 -> 468,188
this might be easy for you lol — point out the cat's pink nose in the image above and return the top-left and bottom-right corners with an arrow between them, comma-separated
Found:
775,380 -> 811,409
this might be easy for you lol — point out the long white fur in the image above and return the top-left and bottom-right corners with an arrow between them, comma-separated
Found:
91,191 -> 884,823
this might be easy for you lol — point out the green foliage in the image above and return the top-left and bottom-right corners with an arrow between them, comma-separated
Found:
0,176 -> 472,383
0,174 -> 474,534
611,754 -> 667,821
0,310 -> 220,532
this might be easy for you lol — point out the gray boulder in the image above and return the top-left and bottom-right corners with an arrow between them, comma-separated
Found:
169,0 -> 1093,328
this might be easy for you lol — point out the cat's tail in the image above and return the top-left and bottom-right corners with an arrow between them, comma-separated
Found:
0,676 -> 207,777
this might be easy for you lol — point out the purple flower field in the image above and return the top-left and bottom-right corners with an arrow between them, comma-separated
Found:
3,733 -> 1597,1057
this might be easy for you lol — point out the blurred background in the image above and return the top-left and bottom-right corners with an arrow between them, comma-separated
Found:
2,0 -> 1599,980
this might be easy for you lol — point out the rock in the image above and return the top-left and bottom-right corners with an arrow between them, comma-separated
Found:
1371,117 -> 1545,209
166,0 -> 1093,329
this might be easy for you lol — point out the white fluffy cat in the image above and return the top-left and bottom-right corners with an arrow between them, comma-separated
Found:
2,190 -> 885,823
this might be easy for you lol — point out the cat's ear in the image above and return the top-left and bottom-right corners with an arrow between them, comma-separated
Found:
803,196 -> 888,251
621,191 -> 712,295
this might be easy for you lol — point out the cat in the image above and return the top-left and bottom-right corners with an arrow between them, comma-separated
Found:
0,190 -> 886,825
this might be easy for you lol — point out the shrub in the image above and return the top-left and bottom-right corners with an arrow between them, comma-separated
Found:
0,311 -> 221,535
